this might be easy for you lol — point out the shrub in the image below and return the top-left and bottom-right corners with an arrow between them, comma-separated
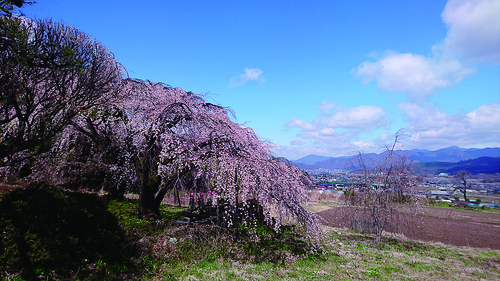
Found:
344,189 -> 357,198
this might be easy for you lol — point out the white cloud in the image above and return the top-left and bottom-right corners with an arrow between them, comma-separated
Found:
467,102 -> 500,131
353,0 -> 500,99
325,105 -> 390,130
441,0 -> 500,64
286,105 -> 389,133
297,129 -> 357,150
229,68 -> 266,87
283,104 -> 390,157
290,139 -> 305,146
352,140 -> 376,149
281,100 -> 500,159
318,100 -> 335,115
285,117 -> 317,131
398,103 -> 451,131
353,52 -> 475,100
279,0 -> 500,159
399,102 -> 500,149
378,133 -> 391,142
273,145 -> 335,160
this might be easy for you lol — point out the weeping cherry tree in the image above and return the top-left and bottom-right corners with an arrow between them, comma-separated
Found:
32,79 -> 321,239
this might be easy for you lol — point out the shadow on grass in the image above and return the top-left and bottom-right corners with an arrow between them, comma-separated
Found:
0,182 -> 136,280
107,198 -> 185,235
239,225 -> 324,264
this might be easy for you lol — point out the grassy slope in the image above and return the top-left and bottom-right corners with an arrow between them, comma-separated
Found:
2,187 -> 500,280
115,200 -> 500,280
176,229 -> 500,281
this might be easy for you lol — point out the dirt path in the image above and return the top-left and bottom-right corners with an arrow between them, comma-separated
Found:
317,206 -> 500,250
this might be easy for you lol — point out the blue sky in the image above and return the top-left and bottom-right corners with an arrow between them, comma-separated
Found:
22,0 -> 500,159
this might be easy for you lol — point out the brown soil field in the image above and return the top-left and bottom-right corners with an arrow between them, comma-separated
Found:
317,205 -> 500,250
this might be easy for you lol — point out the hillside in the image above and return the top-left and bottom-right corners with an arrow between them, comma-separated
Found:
2,187 -> 500,280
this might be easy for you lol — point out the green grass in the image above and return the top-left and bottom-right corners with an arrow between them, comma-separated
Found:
431,200 -> 500,213
1,185 -> 500,280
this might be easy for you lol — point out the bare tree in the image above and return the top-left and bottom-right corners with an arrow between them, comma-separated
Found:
343,133 -> 420,243
453,170 -> 471,201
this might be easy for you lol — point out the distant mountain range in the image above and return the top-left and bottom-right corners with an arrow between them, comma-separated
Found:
292,146 -> 500,174
414,157 -> 500,175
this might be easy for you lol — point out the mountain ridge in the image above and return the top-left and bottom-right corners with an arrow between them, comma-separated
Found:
414,157 -> 500,175
292,146 -> 500,173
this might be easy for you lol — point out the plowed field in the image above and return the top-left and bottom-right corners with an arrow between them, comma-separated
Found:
317,206 -> 500,250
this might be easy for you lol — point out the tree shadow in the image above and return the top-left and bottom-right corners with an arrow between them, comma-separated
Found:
0,182 -> 135,280
239,225 -> 324,264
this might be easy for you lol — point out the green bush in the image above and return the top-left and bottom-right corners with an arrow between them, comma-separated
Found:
344,189 -> 356,198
